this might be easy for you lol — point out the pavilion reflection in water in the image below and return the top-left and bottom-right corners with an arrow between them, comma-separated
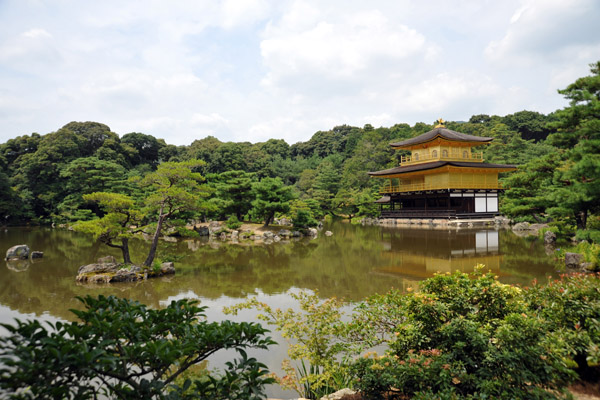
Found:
376,228 -> 501,291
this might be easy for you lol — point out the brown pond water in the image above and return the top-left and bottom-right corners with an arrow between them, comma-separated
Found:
0,223 -> 559,398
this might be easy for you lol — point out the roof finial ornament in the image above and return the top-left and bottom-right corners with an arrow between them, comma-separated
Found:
435,118 -> 446,128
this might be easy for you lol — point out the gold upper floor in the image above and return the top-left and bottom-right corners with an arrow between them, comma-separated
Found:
400,151 -> 483,165
399,138 -> 485,166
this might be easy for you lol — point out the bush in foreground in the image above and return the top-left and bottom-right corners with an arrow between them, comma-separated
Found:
0,295 -> 275,399
349,269 -> 576,399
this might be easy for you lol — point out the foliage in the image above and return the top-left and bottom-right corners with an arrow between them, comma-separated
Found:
0,295 -> 275,400
208,170 -> 256,220
224,291 -> 348,399
575,229 -> 600,245
525,273 -> 600,377
141,159 -> 209,266
226,214 -> 243,230
349,269 -> 575,399
73,192 -> 142,263
251,177 -> 295,227
292,209 -> 318,230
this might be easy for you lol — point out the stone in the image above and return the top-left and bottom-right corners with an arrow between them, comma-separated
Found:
97,255 -> 117,264
279,229 -> 291,237
291,230 -> 302,237
324,231 -> 333,236
274,217 -> 292,226
6,244 -> 29,260
582,262 -> 596,272
231,230 -> 239,238
307,228 -> 318,237
512,222 -> 531,231
165,227 -> 181,237
263,231 -> 274,239
30,251 -> 44,259
208,221 -> 222,235
544,230 -> 557,245
273,235 -> 281,242
160,262 -> 175,275
219,232 -> 227,240
195,226 -> 210,236
565,252 -> 584,269
111,268 -> 137,282
320,388 -> 356,400
494,216 -> 511,226
78,262 -> 120,275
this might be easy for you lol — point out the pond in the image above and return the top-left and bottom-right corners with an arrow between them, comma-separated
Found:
0,222 -> 559,398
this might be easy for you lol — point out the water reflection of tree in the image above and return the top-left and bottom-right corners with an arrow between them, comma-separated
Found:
497,232 -> 559,285
0,224 -> 559,322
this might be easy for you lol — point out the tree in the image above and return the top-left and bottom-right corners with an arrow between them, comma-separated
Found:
73,192 -> 141,263
251,177 -> 295,227
0,295 -> 275,399
142,159 -> 208,267
548,61 -> 600,149
121,132 -> 165,167
501,110 -> 553,142
502,61 -> 600,230
0,171 -> 21,224
211,170 -> 256,220
57,157 -> 129,221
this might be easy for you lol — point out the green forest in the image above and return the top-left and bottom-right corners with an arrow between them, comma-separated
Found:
0,61 -> 598,242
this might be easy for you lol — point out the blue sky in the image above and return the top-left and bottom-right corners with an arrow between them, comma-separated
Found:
1,0 -> 599,145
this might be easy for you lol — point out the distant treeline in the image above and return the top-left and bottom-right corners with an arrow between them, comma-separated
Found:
0,61 -> 598,240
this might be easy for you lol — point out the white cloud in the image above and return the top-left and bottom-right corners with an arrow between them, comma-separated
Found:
260,5 -> 430,94
221,0 -> 270,29
486,0 -> 600,64
0,0 -> 598,146
403,73 -> 500,113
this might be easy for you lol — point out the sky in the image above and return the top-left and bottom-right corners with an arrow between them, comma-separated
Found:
0,0 -> 599,146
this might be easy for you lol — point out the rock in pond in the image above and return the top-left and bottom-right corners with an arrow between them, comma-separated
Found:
325,230 -> 333,236
6,244 -> 30,260
279,229 -> 291,238
565,252 -> 584,269
544,230 -> 556,245
31,251 -> 44,259
76,257 -> 175,283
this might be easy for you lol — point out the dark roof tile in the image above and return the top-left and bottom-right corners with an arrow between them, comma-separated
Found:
390,127 -> 493,148
368,161 -> 517,176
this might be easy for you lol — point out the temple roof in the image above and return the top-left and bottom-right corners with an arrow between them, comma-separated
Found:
368,161 -> 517,177
390,127 -> 493,148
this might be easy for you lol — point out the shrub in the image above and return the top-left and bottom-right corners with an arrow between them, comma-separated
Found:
525,273 -> 600,378
350,269 -> 575,399
575,229 -> 600,245
292,209 -> 318,230
227,214 -> 242,230
0,295 -> 275,399
225,291 -> 348,399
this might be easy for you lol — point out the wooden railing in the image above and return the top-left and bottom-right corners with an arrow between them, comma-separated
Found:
380,181 -> 503,194
400,152 -> 483,165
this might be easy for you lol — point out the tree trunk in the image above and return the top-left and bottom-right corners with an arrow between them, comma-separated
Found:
263,212 -> 274,227
121,238 -> 132,264
576,209 -> 588,230
144,208 -> 165,267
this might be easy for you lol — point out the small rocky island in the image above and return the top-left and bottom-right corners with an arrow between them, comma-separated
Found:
76,256 -> 175,283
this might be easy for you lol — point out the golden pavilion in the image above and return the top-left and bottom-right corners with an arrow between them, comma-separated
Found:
369,119 -> 517,218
